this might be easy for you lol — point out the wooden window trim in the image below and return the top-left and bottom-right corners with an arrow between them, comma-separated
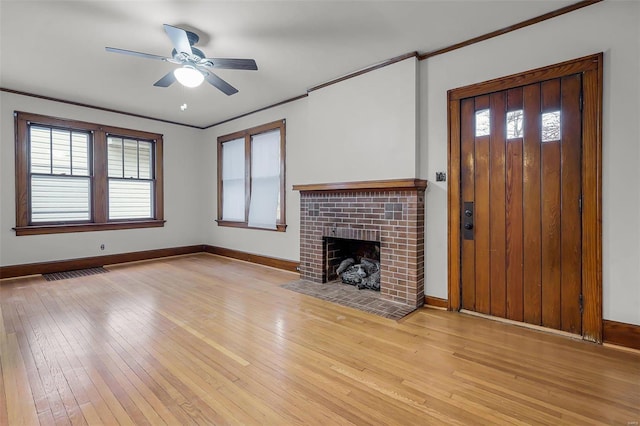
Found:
14,220 -> 166,236
216,119 -> 286,232
215,220 -> 287,233
14,111 -> 164,235
447,53 -> 603,342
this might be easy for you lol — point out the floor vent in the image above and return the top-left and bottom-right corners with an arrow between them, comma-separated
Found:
43,267 -> 109,281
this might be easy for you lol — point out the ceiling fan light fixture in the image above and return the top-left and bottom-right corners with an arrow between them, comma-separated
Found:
174,66 -> 204,88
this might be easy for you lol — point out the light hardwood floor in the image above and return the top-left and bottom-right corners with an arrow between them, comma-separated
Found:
1,253 -> 638,425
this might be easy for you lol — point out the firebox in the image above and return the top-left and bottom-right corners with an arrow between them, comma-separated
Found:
325,237 -> 381,288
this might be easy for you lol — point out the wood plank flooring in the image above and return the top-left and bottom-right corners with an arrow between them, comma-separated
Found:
1,253 -> 638,425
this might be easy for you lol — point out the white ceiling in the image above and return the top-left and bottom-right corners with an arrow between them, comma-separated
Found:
0,1 -> 578,128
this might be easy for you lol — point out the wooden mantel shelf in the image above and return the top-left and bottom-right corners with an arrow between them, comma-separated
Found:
292,178 -> 428,192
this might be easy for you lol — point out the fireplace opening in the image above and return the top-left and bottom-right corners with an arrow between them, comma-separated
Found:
325,237 -> 380,290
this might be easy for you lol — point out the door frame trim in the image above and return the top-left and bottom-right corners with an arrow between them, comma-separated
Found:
447,53 -> 603,342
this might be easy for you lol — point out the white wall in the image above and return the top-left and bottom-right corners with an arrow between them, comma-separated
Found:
420,1 -> 640,325
0,92 -> 203,266
304,58 -> 418,183
202,57 -> 418,262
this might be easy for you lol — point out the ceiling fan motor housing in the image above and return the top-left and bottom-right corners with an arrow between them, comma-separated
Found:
185,30 -> 199,46
172,47 -> 207,63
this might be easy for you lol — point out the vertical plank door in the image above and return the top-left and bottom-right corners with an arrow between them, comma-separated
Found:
459,76 -> 583,335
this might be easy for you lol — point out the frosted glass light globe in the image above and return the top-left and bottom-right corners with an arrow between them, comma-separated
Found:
174,66 -> 204,88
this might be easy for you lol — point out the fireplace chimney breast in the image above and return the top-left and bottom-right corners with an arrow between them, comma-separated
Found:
294,179 -> 427,308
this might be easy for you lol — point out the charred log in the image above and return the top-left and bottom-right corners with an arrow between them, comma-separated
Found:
336,258 -> 355,276
338,258 -> 380,290
358,270 -> 380,290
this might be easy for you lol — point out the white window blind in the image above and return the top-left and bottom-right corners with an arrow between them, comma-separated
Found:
248,130 -> 280,229
29,126 -> 91,223
221,138 -> 245,221
109,180 -> 152,219
31,176 -> 90,222
107,136 -> 154,220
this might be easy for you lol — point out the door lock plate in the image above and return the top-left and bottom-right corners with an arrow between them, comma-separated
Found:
463,201 -> 474,240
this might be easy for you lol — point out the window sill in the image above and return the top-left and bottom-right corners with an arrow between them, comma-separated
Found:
216,220 -> 287,232
13,220 -> 166,236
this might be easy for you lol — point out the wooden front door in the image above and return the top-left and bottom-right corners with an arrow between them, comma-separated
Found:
448,54 -> 603,342
459,75 -> 584,334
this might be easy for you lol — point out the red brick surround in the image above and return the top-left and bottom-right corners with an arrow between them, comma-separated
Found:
294,179 -> 427,308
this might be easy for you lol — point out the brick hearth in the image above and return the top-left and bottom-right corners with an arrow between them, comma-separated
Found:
293,179 -> 427,308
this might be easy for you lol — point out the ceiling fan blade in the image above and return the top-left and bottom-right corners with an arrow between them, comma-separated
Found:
106,47 -> 169,61
163,24 -> 192,55
153,71 -> 176,87
207,58 -> 258,70
204,72 -> 238,95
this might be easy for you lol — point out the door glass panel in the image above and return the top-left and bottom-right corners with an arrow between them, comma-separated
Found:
475,109 -> 490,137
506,110 -> 524,139
542,111 -> 561,142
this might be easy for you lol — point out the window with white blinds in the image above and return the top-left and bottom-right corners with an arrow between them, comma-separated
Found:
29,126 -> 91,223
248,130 -> 280,229
14,112 -> 164,236
221,138 -> 245,221
107,137 -> 154,220
217,120 -> 286,231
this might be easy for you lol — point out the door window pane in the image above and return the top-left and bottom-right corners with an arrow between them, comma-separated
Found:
542,111 -> 561,142
506,110 -> 524,139
475,109 -> 490,137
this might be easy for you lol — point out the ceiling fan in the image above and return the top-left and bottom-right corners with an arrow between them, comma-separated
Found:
106,24 -> 257,95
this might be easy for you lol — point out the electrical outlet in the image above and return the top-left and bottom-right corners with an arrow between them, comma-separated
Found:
100,244 -> 105,250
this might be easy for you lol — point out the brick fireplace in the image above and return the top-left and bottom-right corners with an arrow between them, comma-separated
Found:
293,179 -> 427,308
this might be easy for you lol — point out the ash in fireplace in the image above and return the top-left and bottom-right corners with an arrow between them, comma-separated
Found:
336,257 -> 380,291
